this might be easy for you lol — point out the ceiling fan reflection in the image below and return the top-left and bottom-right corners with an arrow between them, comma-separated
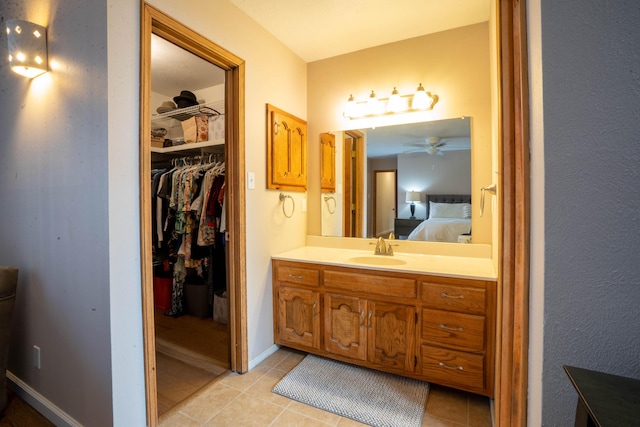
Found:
403,136 -> 449,155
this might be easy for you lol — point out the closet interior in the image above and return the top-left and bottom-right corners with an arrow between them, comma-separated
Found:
149,33 -> 230,415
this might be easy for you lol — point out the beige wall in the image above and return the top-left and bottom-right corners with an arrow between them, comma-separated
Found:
307,22 -> 493,244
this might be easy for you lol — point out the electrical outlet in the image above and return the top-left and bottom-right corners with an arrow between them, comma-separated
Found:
33,345 -> 41,369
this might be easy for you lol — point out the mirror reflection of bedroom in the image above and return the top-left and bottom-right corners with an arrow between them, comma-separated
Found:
337,117 -> 473,242
150,33 -> 230,415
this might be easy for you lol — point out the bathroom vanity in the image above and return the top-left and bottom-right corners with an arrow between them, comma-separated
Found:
272,245 -> 497,397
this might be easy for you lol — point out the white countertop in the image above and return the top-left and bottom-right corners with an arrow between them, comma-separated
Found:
272,244 -> 497,281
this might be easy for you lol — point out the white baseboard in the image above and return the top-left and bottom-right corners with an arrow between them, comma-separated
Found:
6,371 -> 81,427
248,344 -> 279,370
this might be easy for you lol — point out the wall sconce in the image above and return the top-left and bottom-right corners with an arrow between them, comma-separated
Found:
344,83 -> 438,119
405,191 -> 422,219
6,20 -> 48,78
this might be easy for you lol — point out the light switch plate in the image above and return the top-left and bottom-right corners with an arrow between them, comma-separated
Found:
247,172 -> 255,189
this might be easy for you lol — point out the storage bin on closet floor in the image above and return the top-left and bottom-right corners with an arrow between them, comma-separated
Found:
213,290 -> 228,324
153,277 -> 172,310
184,283 -> 211,318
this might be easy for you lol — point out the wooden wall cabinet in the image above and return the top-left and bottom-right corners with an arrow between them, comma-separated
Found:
266,104 -> 307,191
272,259 -> 496,397
320,132 -> 336,193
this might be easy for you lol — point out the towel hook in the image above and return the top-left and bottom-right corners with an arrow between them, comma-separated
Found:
279,193 -> 295,218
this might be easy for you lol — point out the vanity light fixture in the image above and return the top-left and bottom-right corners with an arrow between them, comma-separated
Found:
405,191 -> 422,219
343,83 -> 438,119
6,20 -> 48,78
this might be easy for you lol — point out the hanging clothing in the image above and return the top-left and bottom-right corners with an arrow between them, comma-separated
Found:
153,158 -> 226,317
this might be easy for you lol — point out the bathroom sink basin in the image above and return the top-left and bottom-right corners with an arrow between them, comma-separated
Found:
347,256 -> 408,266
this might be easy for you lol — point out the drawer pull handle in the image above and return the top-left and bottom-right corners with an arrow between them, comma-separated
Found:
440,292 -> 464,299
439,324 -> 463,332
360,309 -> 365,328
288,274 -> 305,279
368,310 -> 373,330
439,362 -> 464,371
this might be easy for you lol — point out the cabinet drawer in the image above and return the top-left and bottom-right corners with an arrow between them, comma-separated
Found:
276,264 -> 320,287
422,309 -> 485,352
421,345 -> 484,391
421,282 -> 486,314
324,270 -> 416,298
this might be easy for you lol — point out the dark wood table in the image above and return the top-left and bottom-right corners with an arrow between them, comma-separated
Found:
564,365 -> 640,427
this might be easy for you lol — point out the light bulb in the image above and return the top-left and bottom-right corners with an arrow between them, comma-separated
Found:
344,94 -> 356,118
366,90 -> 380,115
387,87 -> 402,113
412,83 -> 429,110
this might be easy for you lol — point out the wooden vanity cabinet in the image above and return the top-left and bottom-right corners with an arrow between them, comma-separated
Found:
272,259 -> 496,397
273,262 -> 321,352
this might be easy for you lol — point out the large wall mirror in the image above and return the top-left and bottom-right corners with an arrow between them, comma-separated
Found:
322,117 -> 474,241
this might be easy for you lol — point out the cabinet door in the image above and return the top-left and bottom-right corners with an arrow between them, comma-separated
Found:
324,294 -> 367,361
367,301 -> 416,372
320,133 -> 336,193
267,104 -> 307,191
276,286 -> 320,350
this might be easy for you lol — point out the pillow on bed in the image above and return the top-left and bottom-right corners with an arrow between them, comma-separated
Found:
429,202 -> 472,219
463,204 -> 472,219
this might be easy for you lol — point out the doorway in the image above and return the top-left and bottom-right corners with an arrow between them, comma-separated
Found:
342,130 -> 364,237
373,170 -> 397,237
140,5 -> 247,425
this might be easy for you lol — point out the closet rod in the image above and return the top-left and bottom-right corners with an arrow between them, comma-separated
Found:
171,153 -> 224,167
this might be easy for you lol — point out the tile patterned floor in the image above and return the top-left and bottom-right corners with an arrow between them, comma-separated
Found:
159,348 -> 492,427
